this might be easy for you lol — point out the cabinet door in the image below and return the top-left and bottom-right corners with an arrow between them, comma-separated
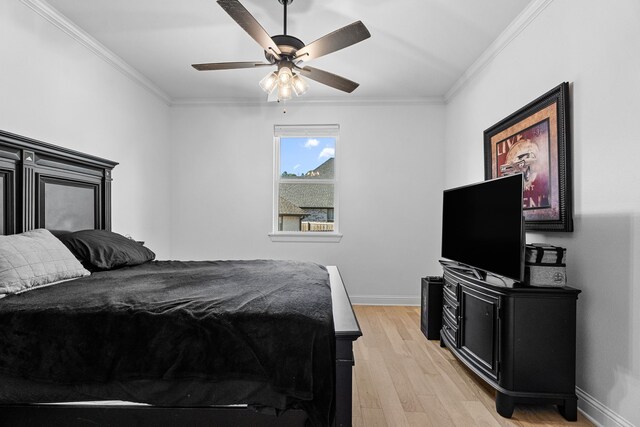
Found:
459,284 -> 500,380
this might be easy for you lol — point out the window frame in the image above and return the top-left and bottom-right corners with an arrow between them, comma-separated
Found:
269,124 -> 342,242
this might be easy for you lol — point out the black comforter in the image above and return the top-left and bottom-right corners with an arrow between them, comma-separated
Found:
0,260 -> 335,426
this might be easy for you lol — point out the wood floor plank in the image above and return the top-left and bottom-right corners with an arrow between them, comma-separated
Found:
351,306 -> 594,427
391,314 -> 413,341
440,400 -> 479,427
381,351 -> 422,412
354,358 -> 382,409
367,347 -> 411,427
403,335 -> 440,376
361,408 -> 388,427
351,369 -> 363,420
405,410 -> 436,427
401,356 -> 437,396
377,309 -> 411,357
417,395 -> 456,427
463,400 -> 504,427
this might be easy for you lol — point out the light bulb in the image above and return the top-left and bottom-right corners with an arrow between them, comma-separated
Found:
278,83 -> 292,101
278,66 -> 293,86
259,72 -> 278,94
291,74 -> 309,96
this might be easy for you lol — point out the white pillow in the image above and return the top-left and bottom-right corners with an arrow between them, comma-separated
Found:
0,229 -> 90,295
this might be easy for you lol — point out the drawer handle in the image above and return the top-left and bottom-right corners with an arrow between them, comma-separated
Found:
444,304 -> 451,310
445,283 -> 452,288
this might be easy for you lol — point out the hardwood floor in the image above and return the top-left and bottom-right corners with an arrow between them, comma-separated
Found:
351,306 -> 593,427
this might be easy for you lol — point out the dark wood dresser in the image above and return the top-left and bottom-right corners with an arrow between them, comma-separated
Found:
439,262 -> 581,420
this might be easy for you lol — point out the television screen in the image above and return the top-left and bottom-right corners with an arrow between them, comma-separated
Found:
441,174 -> 524,281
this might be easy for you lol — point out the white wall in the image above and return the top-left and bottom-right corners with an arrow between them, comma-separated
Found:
0,1 -> 172,258
169,101 -> 445,304
444,1 -> 640,425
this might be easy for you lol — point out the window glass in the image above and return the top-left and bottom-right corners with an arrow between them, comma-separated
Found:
280,137 -> 335,179
274,126 -> 338,235
279,182 -> 334,231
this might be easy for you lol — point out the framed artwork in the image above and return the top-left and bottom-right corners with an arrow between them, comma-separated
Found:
484,82 -> 573,232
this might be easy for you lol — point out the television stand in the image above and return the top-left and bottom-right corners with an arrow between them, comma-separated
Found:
439,261 -> 581,420
439,260 -> 485,280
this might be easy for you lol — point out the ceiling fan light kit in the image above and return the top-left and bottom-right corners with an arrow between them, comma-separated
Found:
291,74 -> 309,96
192,0 -> 371,104
277,63 -> 293,86
259,71 -> 278,94
277,81 -> 293,101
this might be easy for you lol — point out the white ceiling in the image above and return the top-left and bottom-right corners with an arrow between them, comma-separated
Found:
43,0 -> 533,103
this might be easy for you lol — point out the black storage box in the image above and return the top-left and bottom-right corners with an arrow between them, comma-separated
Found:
421,276 -> 444,339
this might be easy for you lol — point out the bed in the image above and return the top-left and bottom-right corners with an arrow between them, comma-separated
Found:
0,129 -> 361,427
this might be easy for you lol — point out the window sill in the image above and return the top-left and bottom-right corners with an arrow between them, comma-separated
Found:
268,232 -> 343,243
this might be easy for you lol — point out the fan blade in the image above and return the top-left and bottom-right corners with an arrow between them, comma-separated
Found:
192,62 -> 272,71
294,21 -> 370,62
298,66 -> 359,93
217,0 -> 282,60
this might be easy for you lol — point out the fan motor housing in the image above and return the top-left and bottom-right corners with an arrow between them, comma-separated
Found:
266,34 -> 305,62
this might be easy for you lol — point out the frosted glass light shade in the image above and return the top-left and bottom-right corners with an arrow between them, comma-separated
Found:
278,84 -> 292,101
277,66 -> 293,86
291,74 -> 309,96
259,72 -> 278,94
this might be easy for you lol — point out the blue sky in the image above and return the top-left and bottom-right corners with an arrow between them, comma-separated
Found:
280,137 -> 335,176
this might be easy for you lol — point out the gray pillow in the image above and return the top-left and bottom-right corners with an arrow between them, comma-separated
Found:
0,229 -> 90,295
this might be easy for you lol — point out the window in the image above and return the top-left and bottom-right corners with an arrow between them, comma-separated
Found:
270,125 -> 341,242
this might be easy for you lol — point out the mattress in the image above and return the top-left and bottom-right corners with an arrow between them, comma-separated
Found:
0,259 -> 335,427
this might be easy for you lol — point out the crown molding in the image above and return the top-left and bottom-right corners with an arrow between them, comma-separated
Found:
444,0 -> 554,103
170,96 -> 445,107
20,0 -> 172,105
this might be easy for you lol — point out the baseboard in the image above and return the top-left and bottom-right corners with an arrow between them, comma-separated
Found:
576,387 -> 635,427
350,295 -> 420,306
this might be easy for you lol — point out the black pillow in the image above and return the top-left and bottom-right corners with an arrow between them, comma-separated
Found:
58,229 -> 155,271
47,229 -> 72,238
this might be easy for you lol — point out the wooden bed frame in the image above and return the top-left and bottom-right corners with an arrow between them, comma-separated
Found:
0,129 -> 362,427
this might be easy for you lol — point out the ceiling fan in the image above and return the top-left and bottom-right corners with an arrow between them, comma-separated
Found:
192,0 -> 371,102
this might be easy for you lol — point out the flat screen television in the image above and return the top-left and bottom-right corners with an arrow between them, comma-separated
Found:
441,174 -> 525,282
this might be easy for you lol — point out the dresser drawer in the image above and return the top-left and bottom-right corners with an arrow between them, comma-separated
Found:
443,291 -> 458,323
442,311 -> 458,347
443,277 -> 457,301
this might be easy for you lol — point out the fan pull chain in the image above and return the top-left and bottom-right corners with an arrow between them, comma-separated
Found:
277,99 -> 287,113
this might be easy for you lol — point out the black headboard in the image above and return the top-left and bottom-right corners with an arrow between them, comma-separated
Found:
0,129 -> 118,235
